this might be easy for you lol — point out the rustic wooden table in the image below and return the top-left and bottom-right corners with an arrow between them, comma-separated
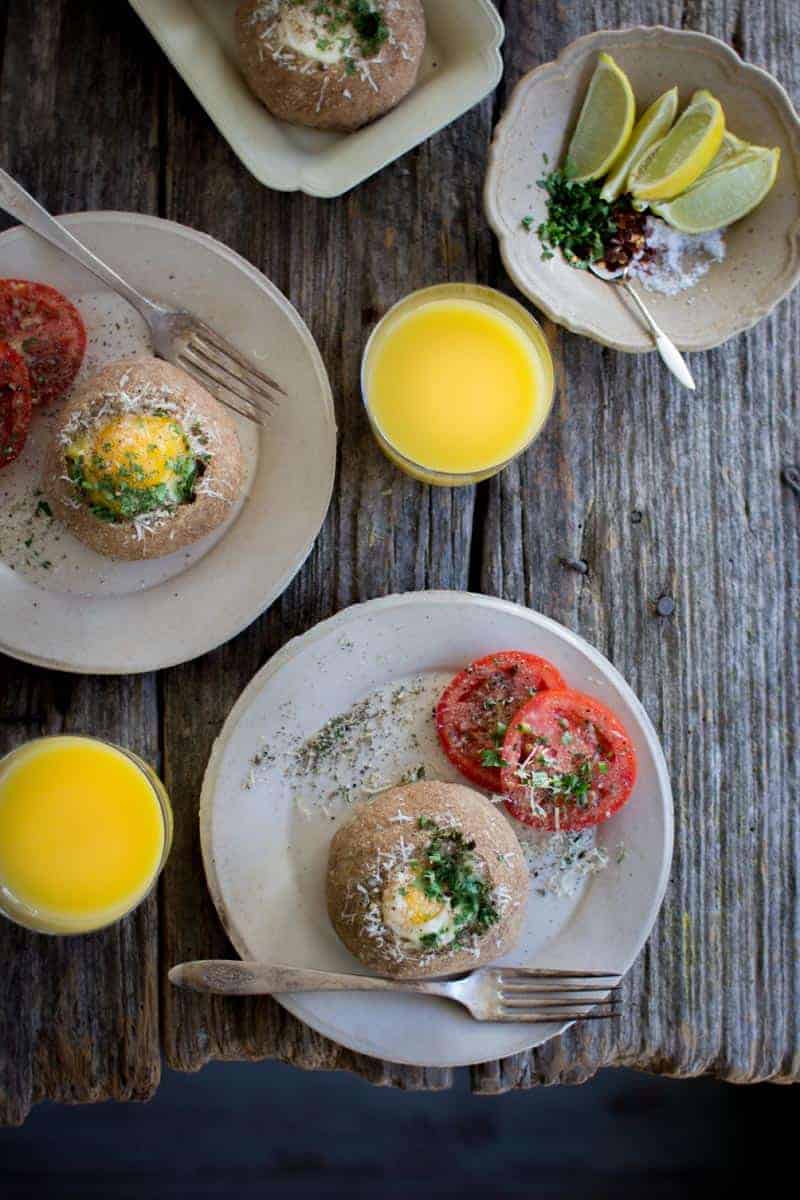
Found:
0,0 -> 798,1125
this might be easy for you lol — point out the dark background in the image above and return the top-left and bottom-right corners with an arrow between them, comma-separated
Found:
0,1061 -> 792,1197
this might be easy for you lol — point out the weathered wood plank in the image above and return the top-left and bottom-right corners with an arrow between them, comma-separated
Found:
0,0 -> 165,1125
471,0 -> 799,1092
157,45 -> 494,1087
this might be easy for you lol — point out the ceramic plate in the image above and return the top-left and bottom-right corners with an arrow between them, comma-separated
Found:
485,26 -> 800,352
201,591 -> 673,1068
129,0 -> 504,198
0,213 -> 336,674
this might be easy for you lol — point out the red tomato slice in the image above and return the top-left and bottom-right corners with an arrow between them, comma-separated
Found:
0,279 -> 86,405
501,688 -> 637,831
436,650 -> 566,792
0,340 -> 32,469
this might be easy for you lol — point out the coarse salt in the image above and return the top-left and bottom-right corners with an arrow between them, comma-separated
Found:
631,216 -> 726,296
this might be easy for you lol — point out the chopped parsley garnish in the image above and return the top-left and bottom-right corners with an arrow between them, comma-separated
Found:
515,756 -> 604,808
66,447 -> 197,523
348,0 -> 388,56
536,166 -> 616,266
415,818 -> 499,937
477,721 -> 508,769
299,0 -> 389,62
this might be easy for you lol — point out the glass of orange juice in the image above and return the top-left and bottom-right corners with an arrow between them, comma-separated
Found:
0,736 -> 172,935
361,283 -> 555,486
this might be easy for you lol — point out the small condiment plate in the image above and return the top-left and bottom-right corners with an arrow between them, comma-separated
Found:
128,0 -> 504,198
485,26 -> 800,352
0,212 -> 336,673
201,591 -> 673,1069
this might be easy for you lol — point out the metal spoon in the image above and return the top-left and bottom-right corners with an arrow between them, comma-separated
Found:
589,261 -> 696,391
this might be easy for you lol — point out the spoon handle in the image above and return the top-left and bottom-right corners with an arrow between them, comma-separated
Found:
622,281 -> 696,391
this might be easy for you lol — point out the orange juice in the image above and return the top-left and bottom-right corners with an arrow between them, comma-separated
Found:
0,736 -> 171,934
362,284 -> 554,485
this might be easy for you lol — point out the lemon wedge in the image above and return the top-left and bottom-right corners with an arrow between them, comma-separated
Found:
629,90 -> 725,201
600,87 -> 678,201
705,130 -> 750,173
651,145 -> 780,233
565,53 -> 636,182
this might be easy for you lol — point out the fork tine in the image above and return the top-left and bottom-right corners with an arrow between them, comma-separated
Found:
187,339 -> 281,410
499,983 -> 619,994
200,391 -> 266,427
192,327 -> 288,397
497,968 -> 622,980
181,345 -> 278,414
177,353 -> 267,426
500,996 -> 620,1009
495,1009 -> 622,1023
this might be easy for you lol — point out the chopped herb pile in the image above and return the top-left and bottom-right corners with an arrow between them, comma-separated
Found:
527,161 -> 654,272
513,738 -> 610,815
413,817 -> 499,947
291,0 -> 389,60
534,167 -> 616,266
348,0 -> 388,56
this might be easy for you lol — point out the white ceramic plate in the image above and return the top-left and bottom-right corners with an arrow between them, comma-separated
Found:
0,213 -> 336,674
201,591 -> 673,1068
129,0 -> 504,198
485,26 -> 800,352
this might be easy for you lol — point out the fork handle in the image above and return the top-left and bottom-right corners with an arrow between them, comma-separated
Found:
168,960 -> 448,998
0,168 -> 160,321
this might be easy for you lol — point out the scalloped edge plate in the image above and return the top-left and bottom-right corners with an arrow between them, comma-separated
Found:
485,26 -> 800,352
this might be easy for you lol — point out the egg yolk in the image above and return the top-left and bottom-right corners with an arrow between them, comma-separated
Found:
381,871 -> 458,950
400,883 -> 445,926
67,413 -> 195,518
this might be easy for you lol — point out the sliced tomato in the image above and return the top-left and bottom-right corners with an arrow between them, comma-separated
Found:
0,340 -> 32,468
436,650 -> 566,792
501,688 -> 637,831
0,279 -> 86,405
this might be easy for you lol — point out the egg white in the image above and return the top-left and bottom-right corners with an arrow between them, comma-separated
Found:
279,6 -> 348,65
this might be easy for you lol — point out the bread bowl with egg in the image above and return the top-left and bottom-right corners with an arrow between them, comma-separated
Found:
45,356 -> 244,561
235,0 -> 426,132
327,780 -> 528,978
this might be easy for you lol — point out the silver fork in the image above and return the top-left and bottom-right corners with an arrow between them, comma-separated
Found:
169,961 -> 623,1023
0,168 -> 285,425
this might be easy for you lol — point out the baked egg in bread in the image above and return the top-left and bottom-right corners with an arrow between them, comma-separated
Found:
327,781 -> 528,978
235,0 -> 426,132
45,356 -> 244,561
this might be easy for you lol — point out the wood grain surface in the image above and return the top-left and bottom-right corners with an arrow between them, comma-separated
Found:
0,0 -> 797,1123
